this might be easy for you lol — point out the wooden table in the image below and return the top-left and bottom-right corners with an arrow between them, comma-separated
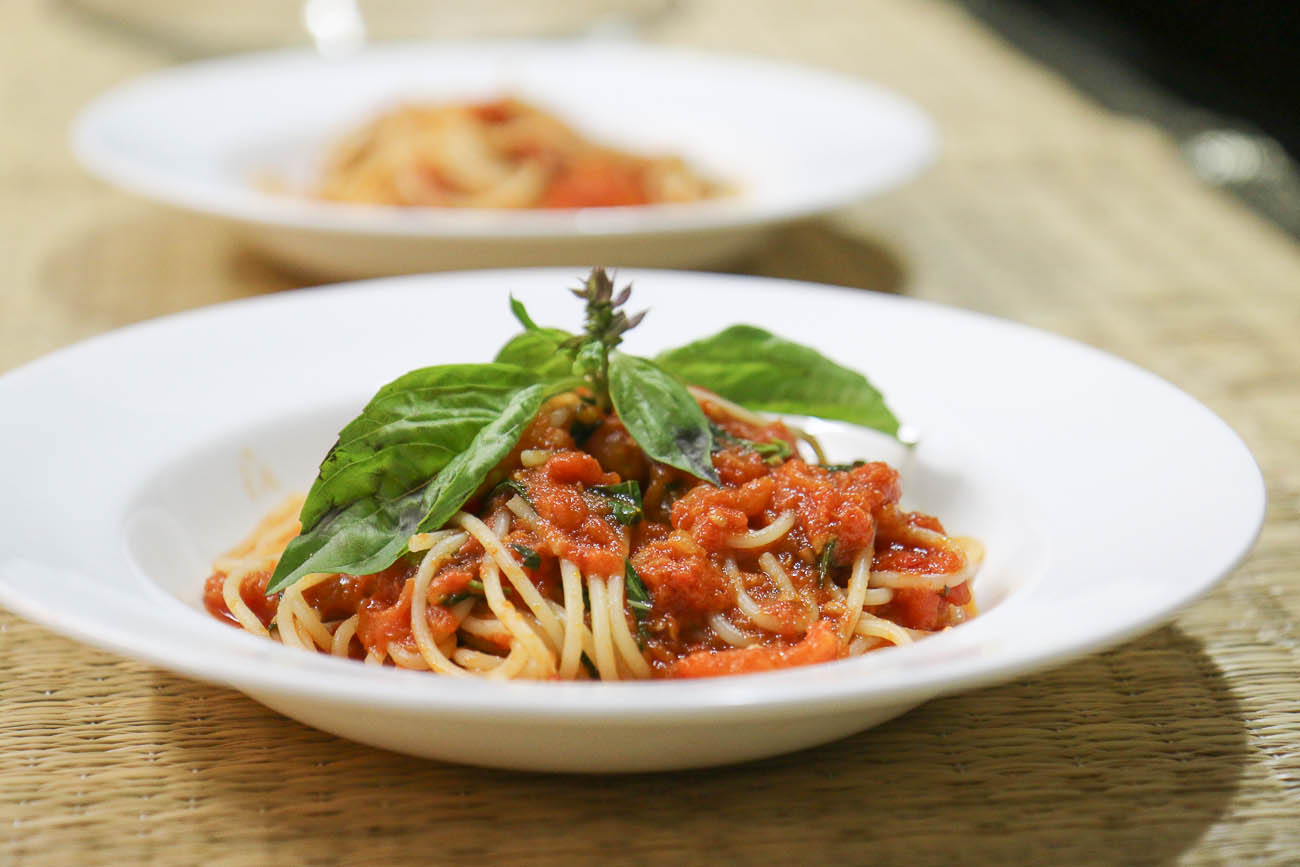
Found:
3,1 -> 1298,861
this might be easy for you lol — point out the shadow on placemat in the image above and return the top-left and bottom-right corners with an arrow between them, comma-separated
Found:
38,208 -> 299,333
729,219 -> 908,295
142,625 -> 1244,863
38,208 -> 904,329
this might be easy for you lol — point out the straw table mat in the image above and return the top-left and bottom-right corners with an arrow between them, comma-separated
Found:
2,0 -> 1298,863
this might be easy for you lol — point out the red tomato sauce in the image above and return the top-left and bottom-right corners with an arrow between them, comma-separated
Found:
208,393 -> 976,678
540,156 -> 650,208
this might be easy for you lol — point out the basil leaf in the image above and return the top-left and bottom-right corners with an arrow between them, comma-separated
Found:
509,295 -> 542,331
591,480 -> 643,525
572,340 -> 605,382
609,353 -> 718,485
656,325 -> 900,437
444,578 -> 486,606
753,441 -> 793,462
268,374 -> 546,593
624,561 -> 652,613
819,539 -> 838,589
493,329 -> 574,380
821,461 -> 867,473
493,478 -> 531,503
511,543 -> 541,569
709,422 -> 793,464
414,382 -> 548,533
269,480 -> 428,594
624,560 -> 653,646
302,364 -> 542,530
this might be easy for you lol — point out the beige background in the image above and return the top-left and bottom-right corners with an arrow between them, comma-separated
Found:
2,0 -> 1298,861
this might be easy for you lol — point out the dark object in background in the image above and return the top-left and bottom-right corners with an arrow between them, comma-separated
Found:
960,0 -> 1300,237
1031,0 -> 1300,161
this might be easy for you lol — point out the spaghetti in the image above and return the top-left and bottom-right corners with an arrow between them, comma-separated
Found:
308,97 -> 720,209
205,391 -> 981,680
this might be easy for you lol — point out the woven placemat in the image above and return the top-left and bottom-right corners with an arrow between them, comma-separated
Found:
2,0 -> 1298,862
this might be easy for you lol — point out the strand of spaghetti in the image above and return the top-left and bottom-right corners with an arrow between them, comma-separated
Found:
408,529 -> 459,553
504,495 -> 609,666
908,524 -> 957,546
275,572 -> 336,651
274,589 -> 310,650
687,386 -> 768,425
363,648 -> 385,665
503,501 -> 612,673
387,642 -> 431,669
757,552 -> 818,630
869,567 -> 973,590
289,592 -> 334,650
606,571 -> 652,678
211,495 -> 303,570
728,511 -> 796,549
684,388 -> 825,462
869,537 -> 984,590
827,581 -> 890,609
787,425 -> 827,464
558,559 -> 587,679
544,597 -> 598,675
459,616 -> 513,647
724,557 -> 795,634
825,580 -> 894,610
486,644 -> 531,681
847,634 -> 888,656
221,570 -> 270,637
863,587 -> 894,606
586,577 -> 621,680
839,549 -> 873,642
854,611 -> 918,647
409,531 -> 472,676
215,502 -> 304,636
522,647 -> 560,680
452,512 -> 565,650
758,553 -> 798,596
479,557 -> 557,678
505,495 -> 539,527
708,612 -> 759,647
331,615 -> 359,657
453,647 -> 509,671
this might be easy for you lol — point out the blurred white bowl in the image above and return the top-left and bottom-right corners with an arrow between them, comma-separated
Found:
72,40 -> 937,277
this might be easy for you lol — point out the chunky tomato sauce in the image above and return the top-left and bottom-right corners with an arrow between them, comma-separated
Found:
205,392 -> 975,678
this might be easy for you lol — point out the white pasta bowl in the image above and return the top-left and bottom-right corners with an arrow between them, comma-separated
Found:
0,269 -> 1264,771
70,40 -> 937,278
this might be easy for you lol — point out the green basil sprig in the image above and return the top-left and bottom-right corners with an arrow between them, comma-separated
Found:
267,269 -> 899,596
709,422 -> 793,464
591,481 -> 644,526
511,543 -> 542,569
492,478 -> 531,504
494,297 -> 573,379
624,560 -> 654,644
655,324 -> 900,436
609,353 -> 718,485
268,370 -> 549,593
818,539 -> 838,589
